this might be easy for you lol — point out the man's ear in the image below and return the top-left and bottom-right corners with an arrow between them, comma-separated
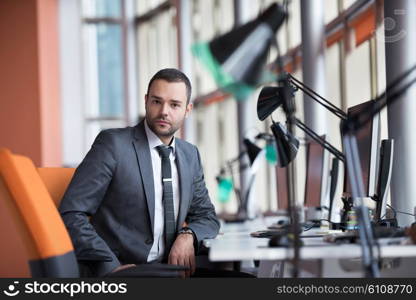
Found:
185,103 -> 193,118
144,95 -> 149,113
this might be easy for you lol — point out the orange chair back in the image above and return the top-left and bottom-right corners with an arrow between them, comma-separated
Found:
37,168 -> 75,207
0,148 -> 78,277
0,177 -> 31,277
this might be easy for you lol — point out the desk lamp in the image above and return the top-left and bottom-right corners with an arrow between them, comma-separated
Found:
257,74 -> 347,219
192,2 -> 286,219
256,70 -> 347,277
216,138 -> 265,222
261,61 -> 416,277
192,3 -> 286,99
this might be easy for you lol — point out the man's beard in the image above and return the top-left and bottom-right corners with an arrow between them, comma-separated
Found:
148,118 -> 180,137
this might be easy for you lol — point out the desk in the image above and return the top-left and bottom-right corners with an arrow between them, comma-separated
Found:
207,217 -> 416,277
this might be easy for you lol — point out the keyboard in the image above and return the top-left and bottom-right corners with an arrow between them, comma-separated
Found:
250,229 -> 289,238
373,226 -> 406,238
324,227 -> 406,244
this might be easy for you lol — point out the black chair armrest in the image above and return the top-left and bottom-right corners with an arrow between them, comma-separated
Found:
105,263 -> 188,278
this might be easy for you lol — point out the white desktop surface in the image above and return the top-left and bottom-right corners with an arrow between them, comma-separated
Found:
207,217 -> 416,262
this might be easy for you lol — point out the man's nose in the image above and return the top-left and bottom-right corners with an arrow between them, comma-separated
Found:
160,103 -> 169,115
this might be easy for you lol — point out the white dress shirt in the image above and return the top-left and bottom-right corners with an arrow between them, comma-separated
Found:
144,120 -> 180,262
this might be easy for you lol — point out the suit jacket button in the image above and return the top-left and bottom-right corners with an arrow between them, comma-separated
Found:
145,238 -> 153,245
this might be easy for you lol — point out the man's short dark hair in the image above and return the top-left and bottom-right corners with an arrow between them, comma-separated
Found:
147,68 -> 192,104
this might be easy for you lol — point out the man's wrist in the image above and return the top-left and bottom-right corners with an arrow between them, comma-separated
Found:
178,227 -> 194,235
178,227 -> 198,254
178,227 -> 196,246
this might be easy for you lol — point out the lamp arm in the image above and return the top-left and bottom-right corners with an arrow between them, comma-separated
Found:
272,32 -> 301,278
226,150 -> 246,165
295,118 -> 345,163
224,160 -> 245,211
288,74 -> 347,120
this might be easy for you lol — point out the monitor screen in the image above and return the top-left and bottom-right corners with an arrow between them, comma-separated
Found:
275,165 -> 289,210
343,100 -> 380,197
374,139 -> 394,222
304,137 -> 325,207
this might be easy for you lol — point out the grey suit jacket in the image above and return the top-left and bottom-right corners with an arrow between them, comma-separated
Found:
59,121 -> 220,276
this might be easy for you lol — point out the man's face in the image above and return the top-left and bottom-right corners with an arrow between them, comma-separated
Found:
145,79 -> 192,143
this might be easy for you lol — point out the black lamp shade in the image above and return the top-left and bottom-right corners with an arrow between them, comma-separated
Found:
243,138 -> 262,165
257,86 -> 285,121
271,122 -> 299,167
192,3 -> 286,97
210,3 -> 285,86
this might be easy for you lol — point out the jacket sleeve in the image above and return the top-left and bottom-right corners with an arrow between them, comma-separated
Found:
59,130 -> 121,276
185,146 -> 220,253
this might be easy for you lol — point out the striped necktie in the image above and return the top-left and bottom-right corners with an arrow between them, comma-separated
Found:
156,145 -> 176,258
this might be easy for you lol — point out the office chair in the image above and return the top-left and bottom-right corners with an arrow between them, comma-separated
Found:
37,167 -> 75,207
0,148 -> 79,277
0,149 -> 185,278
0,175 -> 31,277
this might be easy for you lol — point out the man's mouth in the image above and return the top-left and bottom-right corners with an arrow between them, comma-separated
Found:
155,120 -> 170,126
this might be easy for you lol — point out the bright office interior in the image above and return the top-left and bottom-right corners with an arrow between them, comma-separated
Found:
1,0 -> 416,278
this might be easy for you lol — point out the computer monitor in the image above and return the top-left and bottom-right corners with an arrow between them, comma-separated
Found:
328,157 -> 340,222
374,139 -> 394,222
343,100 -> 380,197
304,137 -> 326,207
275,165 -> 289,210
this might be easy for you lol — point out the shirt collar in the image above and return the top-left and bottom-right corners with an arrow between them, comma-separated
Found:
144,119 -> 176,154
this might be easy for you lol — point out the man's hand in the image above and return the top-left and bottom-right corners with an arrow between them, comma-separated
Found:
110,264 -> 136,274
168,234 -> 195,278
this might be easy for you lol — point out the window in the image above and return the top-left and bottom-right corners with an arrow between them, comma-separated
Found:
135,1 -> 178,116
345,41 -> 372,107
81,0 -> 128,147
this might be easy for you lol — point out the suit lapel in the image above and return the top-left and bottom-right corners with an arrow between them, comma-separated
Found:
175,143 -> 192,229
132,122 -> 155,233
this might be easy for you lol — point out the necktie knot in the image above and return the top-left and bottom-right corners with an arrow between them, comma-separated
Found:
156,145 -> 172,159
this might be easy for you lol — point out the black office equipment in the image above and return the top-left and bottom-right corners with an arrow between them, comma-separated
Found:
374,139 -> 394,223
192,3 -> 286,98
257,72 -> 346,277
217,139 -> 264,223
106,263 -> 188,278
340,63 -> 416,278
269,234 -> 297,247
251,229 -> 288,238
276,164 -> 289,211
328,157 -> 340,222
324,226 -> 405,244
343,100 -> 380,198
304,137 -> 326,208
271,121 -> 300,167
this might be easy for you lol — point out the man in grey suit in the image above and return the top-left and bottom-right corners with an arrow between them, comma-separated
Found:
59,68 -> 220,277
